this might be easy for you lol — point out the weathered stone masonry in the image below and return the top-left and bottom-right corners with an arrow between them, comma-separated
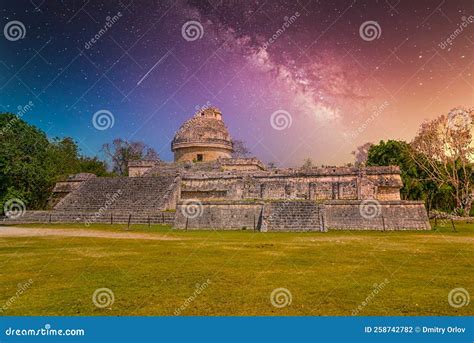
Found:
173,165 -> 429,231
2,106 -> 430,231
179,166 -> 403,201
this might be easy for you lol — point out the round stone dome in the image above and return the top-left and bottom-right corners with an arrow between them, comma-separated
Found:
171,107 -> 233,162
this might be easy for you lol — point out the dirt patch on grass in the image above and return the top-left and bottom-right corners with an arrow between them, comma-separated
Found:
0,226 -> 181,241
416,234 -> 474,244
293,236 -> 367,243
69,247 -> 141,258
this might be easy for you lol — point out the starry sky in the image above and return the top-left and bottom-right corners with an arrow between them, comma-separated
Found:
0,0 -> 473,166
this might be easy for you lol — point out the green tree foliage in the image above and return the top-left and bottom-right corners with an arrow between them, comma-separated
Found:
0,113 -> 107,211
366,139 -> 456,212
367,140 -> 422,199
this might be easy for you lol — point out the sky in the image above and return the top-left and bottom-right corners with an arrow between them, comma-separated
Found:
0,0 -> 473,166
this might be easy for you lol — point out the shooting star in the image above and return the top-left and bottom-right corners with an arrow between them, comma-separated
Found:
136,50 -> 172,86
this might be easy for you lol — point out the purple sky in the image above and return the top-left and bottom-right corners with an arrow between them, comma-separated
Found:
1,0 -> 472,166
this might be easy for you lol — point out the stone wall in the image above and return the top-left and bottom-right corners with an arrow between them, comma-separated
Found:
219,158 -> 266,171
174,199 -> 430,231
180,166 -> 403,202
128,160 -> 161,177
174,201 -> 263,230
141,158 -> 265,177
173,145 -> 232,163
324,200 -> 430,230
160,176 -> 181,210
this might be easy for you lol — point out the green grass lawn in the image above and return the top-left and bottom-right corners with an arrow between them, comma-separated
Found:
0,221 -> 472,316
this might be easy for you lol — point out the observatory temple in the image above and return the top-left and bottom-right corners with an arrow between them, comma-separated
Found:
4,107 -> 430,231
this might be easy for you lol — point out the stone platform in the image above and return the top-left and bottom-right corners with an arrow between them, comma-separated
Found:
1,163 -> 431,232
174,199 -> 430,231
0,107 -> 431,232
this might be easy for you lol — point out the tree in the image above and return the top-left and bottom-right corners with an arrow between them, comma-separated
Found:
231,139 -> 251,158
411,107 -> 473,215
367,140 -> 428,202
352,142 -> 373,166
77,156 -> 109,176
0,113 -> 51,210
102,138 -> 160,176
301,158 -> 314,169
0,113 -> 108,211
44,137 -> 108,180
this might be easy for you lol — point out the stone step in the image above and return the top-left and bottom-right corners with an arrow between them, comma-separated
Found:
55,176 -> 177,213
263,201 -> 323,231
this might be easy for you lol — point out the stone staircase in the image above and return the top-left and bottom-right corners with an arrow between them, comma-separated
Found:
54,176 -> 176,213
1,176 -> 179,226
262,201 -> 324,232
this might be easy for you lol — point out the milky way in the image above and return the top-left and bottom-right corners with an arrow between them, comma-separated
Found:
0,0 -> 472,165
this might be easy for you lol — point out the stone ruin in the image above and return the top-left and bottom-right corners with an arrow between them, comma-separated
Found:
3,107 -> 430,231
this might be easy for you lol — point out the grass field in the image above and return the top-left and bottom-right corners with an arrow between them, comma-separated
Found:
0,221 -> 472,316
